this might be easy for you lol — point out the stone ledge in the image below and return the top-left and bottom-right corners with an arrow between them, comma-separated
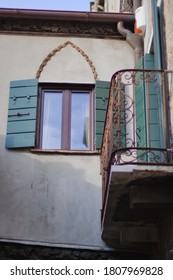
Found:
0,242 -> 148,260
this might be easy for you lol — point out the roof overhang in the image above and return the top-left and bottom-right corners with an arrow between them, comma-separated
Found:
0,8 -> 134,38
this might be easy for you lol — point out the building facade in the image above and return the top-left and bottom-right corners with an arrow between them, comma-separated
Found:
0,0 -> 173,259
0,7 -> 135,259
93,0 -> 173,259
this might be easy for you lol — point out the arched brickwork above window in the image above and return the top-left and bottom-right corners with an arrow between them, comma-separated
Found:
36,41 -> 99,80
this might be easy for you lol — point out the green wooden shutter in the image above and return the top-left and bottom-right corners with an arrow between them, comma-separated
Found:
6,79 -> 38,148
135,54 -> 162,162
152,0 -> 165,148
135,56 -> 147,151
144,54 -> 161,149
95,80 -> 110,149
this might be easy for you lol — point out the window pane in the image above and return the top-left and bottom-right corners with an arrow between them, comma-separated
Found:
42,91 -> 62,149
71,92 -> 90,150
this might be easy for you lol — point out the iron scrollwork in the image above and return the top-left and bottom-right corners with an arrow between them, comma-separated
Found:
101,69 -> 173,191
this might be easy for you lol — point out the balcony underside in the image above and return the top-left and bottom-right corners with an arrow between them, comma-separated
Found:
101,165 -> 173,253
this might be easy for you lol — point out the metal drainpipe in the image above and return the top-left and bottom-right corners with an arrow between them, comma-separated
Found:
117,0 -> 143,64
117,21 -> 143,63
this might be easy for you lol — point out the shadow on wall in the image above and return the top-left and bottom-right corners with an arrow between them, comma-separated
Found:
0,139 -> 104,249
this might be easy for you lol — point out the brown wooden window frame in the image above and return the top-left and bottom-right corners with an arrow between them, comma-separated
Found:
36,83 -> 95,151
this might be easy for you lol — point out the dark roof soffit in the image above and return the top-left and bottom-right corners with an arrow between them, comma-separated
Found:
0,8 -> 134,38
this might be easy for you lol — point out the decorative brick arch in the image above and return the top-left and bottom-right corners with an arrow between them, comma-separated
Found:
36,41 -> 99,80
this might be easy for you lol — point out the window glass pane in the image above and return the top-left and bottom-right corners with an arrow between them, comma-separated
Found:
71,92 -> 90,150
42,91 -> 62,149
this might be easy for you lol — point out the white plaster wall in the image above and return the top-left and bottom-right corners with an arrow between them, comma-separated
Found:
163,0 -> 173,141
104,0 -> 119,12
0,34 -> 134,249
0,152 -> 104,249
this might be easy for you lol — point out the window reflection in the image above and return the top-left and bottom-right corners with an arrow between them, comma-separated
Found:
71,92 -> 90,150
42,91 -> 62,149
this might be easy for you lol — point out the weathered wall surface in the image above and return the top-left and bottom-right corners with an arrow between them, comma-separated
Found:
0,33 -> 134,250
163,0 -> 173,71
158,0 -> 173,259
163,0 -> 173,141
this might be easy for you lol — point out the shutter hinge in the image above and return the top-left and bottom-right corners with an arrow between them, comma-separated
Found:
8,112 -> 30,117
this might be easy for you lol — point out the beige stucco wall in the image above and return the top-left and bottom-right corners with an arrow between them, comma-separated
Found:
164,0 -> 173,70
0,33 -> 134,249
163,0 -> 173,140
104,0 -> 120,12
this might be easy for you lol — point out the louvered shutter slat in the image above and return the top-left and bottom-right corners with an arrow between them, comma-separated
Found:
6,79 -> 38,148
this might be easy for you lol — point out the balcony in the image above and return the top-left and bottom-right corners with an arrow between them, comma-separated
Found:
101,69 -> 173,254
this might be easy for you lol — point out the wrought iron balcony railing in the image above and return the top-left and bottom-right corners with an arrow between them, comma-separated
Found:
101,69 -> 173,194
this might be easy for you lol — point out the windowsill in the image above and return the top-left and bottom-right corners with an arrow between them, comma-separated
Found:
31,149 -> 100,155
